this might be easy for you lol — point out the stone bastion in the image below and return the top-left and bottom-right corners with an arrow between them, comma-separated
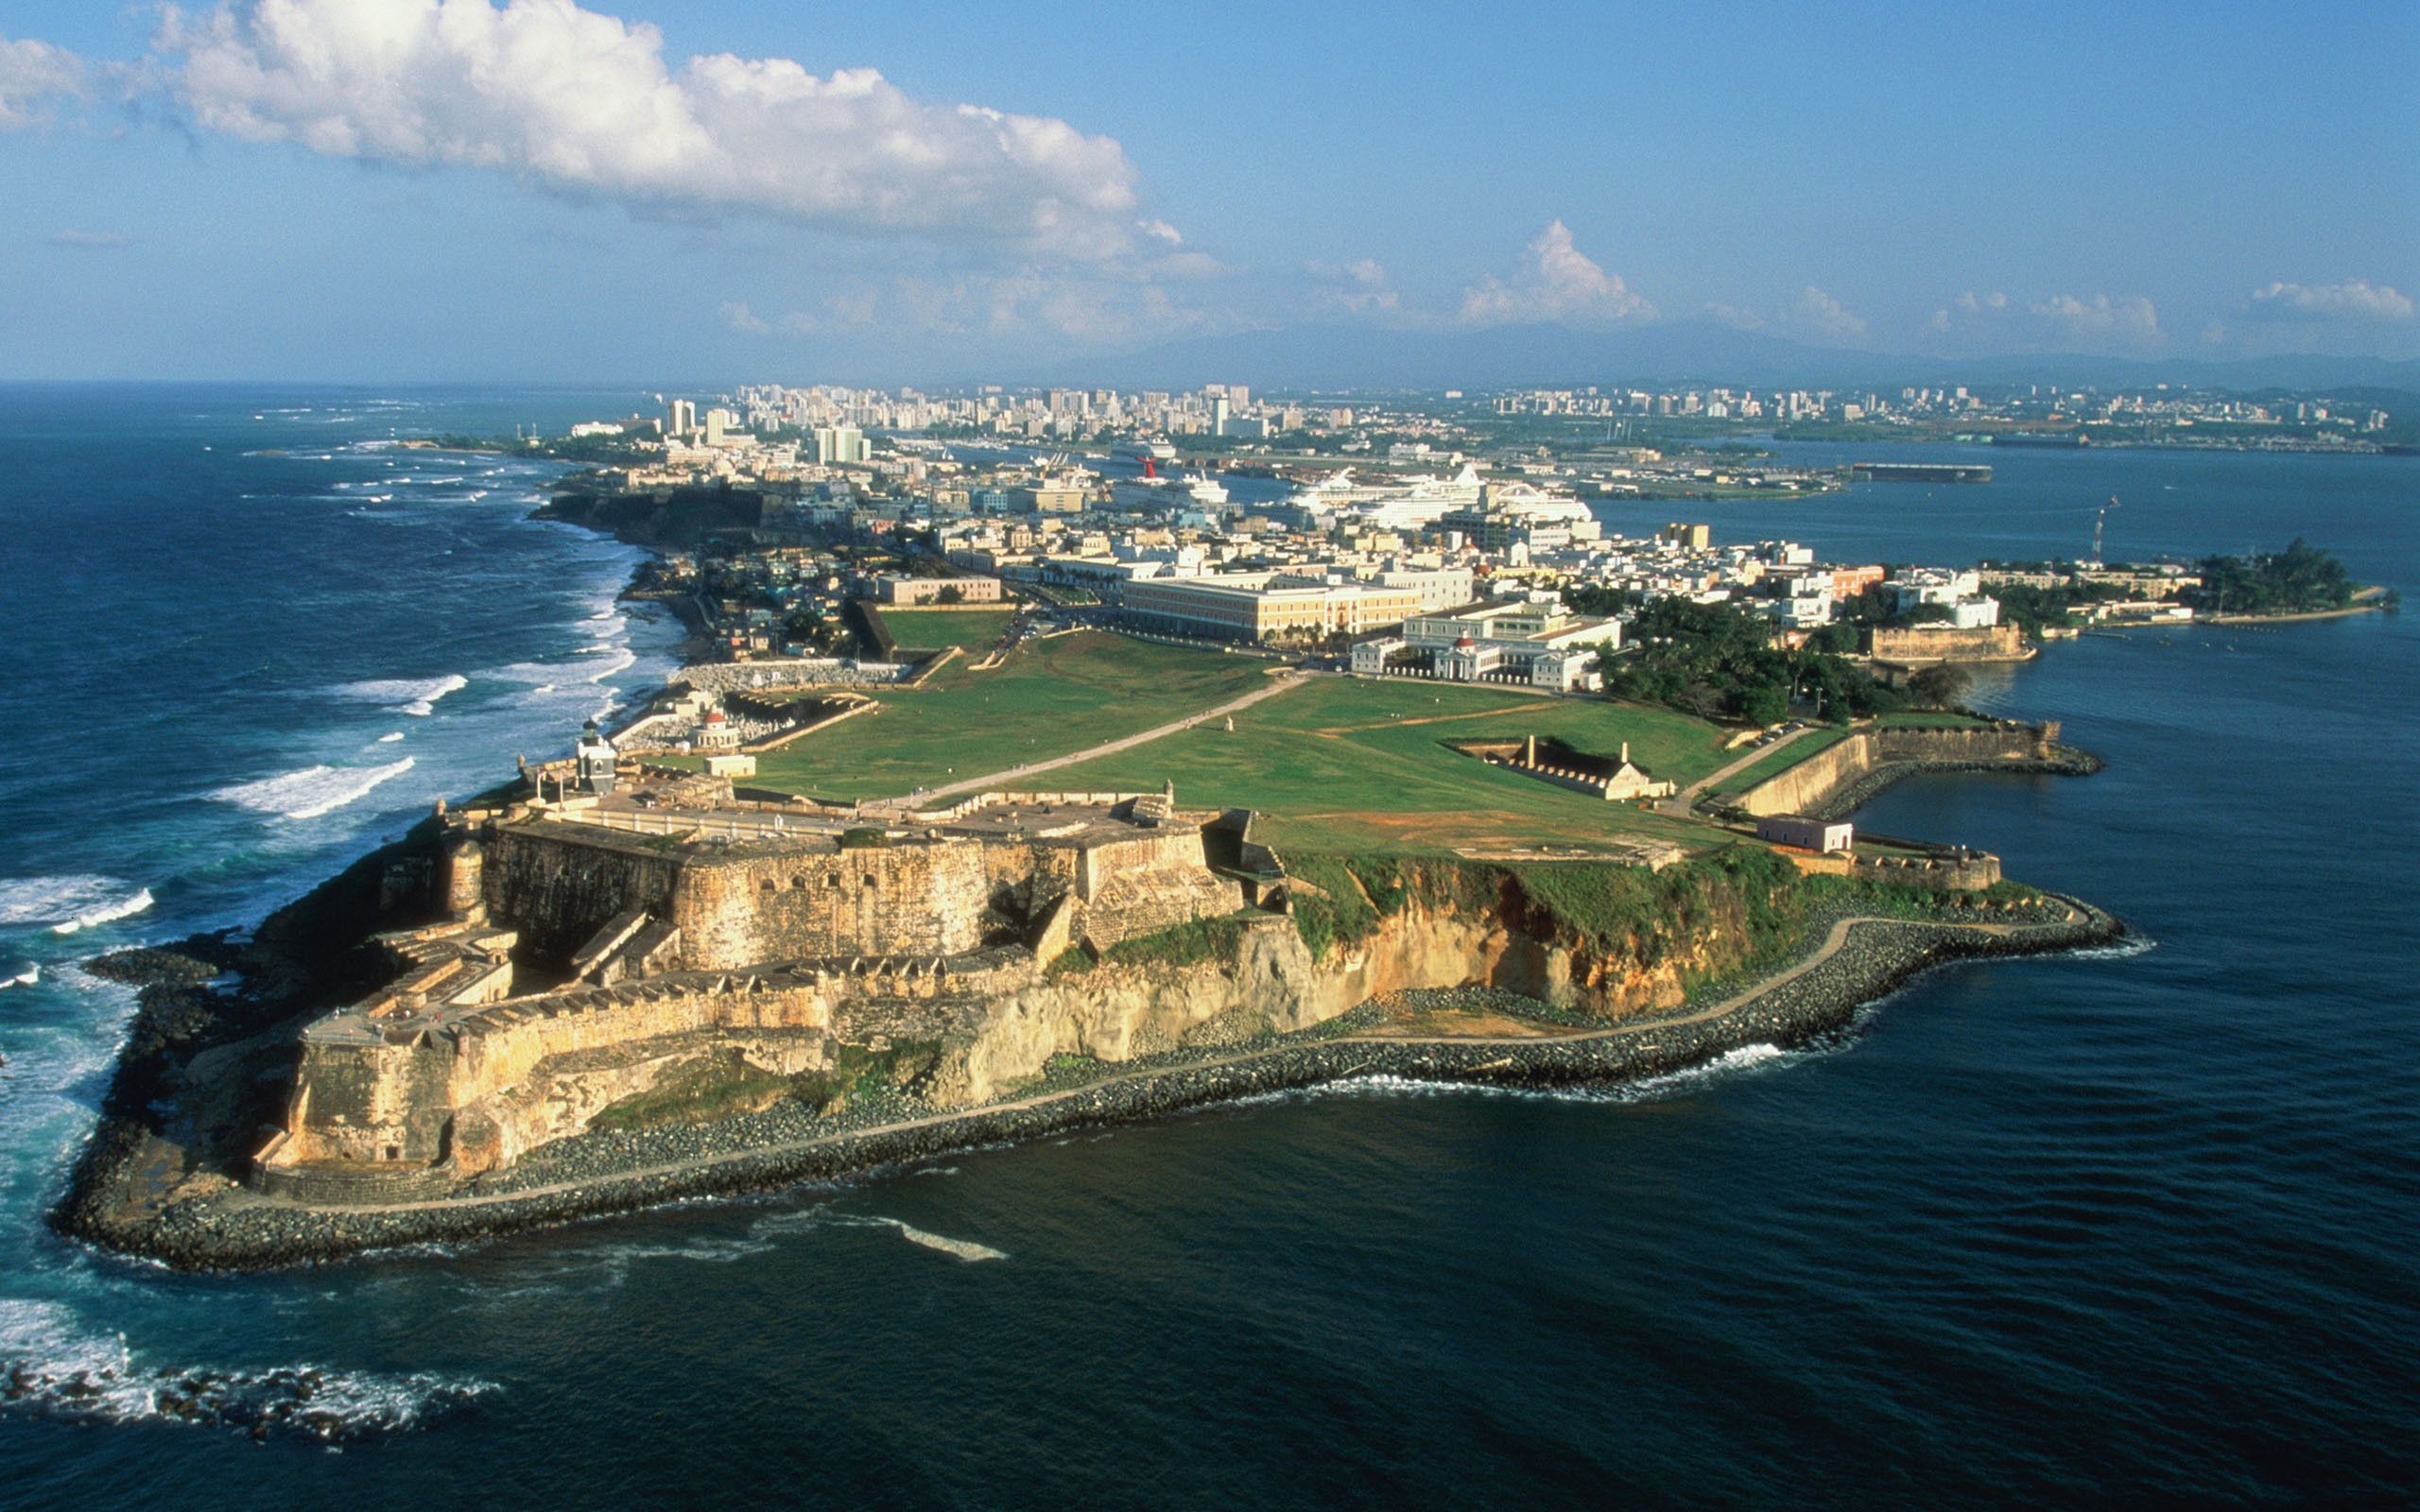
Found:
251,787 -> 1250,1202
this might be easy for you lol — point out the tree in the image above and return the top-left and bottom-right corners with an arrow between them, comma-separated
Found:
935,585 -> 965,605
1737,680 -> 1790,727
1907,662 -> 1972,708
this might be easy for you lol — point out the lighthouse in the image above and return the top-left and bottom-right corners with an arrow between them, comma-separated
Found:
574,719 -> 618,795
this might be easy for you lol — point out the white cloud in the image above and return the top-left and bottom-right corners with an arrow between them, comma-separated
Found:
48,229 -> 134,248
0,34 -> 86,129
1931,289 -> 2008,330
1460,220 -> 1652,326
2030,292 -> 2161,338
1931,288 -> 2160,347
1793,285 -> 1866,340
718,300 -> 769,334
2246,279 -> 2414,323
150,0 -> 1155,258
1307,256 -> 1399,315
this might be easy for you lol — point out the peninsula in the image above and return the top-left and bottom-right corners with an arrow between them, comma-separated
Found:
57,395 -> 2155,1270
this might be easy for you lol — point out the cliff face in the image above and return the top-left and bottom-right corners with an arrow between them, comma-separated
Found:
936,864 -> 1781,1107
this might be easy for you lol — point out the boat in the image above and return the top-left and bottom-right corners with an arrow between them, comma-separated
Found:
1177,471 -> 1229,507
1289,462 -> 1487,528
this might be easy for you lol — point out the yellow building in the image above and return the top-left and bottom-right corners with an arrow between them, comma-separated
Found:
1121,574 -> 1425,642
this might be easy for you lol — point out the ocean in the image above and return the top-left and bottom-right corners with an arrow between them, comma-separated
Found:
0,389 -> 2413,1508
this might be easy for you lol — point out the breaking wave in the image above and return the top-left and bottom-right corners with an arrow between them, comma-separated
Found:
881,1220 -> 1007,1263
749,1208 -> 1006,1263
493,649 -> 636,687
0,964 -> 37,990
213,759 -> 415,821
0,876 -> 151,934
335,674 -> 467,717
50,889 -> 154,937
2062,935 -> 2157,960
0,1300 -> 493,1444
1240,1042 -> 1803,1111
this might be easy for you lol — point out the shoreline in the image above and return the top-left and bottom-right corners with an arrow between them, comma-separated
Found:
62,902 -> 2122,1272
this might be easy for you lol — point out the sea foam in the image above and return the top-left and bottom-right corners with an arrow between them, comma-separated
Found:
0,1298 -> 493,1444
336,674 -> 467,717
213,759 -> 415,821
0,877 -> 153,936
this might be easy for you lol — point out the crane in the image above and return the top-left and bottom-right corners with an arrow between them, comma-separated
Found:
2092,495 -> 2119,566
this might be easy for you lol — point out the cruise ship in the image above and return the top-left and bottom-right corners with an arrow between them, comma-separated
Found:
1482,479 -> 1595,526
1289,463 -> 1487,528
1110,458 -> 1230,511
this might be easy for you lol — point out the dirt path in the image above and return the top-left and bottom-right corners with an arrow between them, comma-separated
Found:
255,912 -> 2021,1220
903,671 -> 1308,803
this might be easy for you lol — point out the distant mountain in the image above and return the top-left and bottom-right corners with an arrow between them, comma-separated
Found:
1040,319 -> 2420,397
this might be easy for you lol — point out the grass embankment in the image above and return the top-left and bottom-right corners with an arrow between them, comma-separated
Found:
1873,711 -> 1996,730
1024,678 -> 1730,854
873,608 -> 1019,650
1702,711 -> 2000,801
1046,914 -> 1262,977
1282,848 -> 1801,983
744,632 -> 1269,800
590,1040 -> 946,1131
1281,845 -> 2049,1003
1709,729 -> 1852,797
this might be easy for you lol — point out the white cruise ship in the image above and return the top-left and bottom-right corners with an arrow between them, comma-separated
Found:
1289,463 -> 1486,528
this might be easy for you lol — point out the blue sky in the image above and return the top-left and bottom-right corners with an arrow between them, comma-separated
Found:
1,0 -> 2414,382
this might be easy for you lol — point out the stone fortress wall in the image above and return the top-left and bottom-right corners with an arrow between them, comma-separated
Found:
255,794 -> 1254,1201
1737,721 -> 2066,818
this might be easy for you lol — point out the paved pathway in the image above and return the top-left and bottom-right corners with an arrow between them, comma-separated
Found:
904,672 -> 1309,803
1658,724 -> 1827,816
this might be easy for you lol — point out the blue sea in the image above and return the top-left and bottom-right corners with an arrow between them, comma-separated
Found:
0,390 -> 2413,1508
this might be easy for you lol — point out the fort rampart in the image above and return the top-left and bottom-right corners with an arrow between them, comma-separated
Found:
1737,722 -> 2071,818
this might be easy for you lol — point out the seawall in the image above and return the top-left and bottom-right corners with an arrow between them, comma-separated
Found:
1737,722 -> 2100,819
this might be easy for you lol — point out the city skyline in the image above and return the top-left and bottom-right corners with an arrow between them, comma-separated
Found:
1,0 -> 2415,382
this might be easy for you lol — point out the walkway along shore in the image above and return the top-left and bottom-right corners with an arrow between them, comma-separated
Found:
75,902 -> 2125,1271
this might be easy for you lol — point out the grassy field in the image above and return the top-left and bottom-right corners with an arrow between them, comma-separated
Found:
874,607 -> 1018,650
744,631 -> 1271,800
1012,676 -> 1733,855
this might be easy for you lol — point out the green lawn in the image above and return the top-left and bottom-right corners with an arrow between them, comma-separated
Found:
746,631 -> 1271,800
1019,677 -> 1732,855
875,607 -> 1018,650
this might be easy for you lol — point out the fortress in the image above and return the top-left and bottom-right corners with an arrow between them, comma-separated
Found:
251,730 -> 1261,1203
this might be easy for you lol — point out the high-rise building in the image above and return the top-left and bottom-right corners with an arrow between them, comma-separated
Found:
1210,396 -> 1232,437
667,398 -> 696,436
813,424 -> 868,465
